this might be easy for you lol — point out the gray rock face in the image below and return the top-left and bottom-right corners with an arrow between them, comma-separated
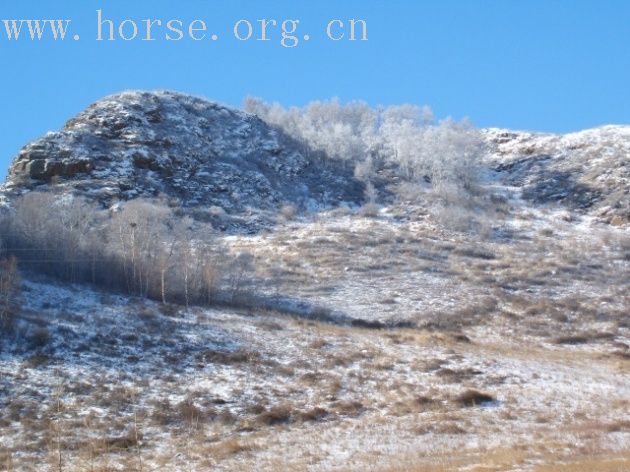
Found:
3,90 -> 363,224
12,156 -> 93,180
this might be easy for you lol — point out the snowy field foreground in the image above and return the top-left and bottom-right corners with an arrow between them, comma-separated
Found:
1,198 -> 629,472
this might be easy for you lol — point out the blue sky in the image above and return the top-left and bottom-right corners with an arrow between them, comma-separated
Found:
1,0 -> 629,177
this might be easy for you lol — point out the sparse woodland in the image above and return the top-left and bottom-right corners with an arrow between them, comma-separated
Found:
0,193 -> 256,309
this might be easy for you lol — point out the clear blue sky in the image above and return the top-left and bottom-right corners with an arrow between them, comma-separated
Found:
1,0 -> 629,178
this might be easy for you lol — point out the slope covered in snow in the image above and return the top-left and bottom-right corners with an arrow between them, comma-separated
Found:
1,91 -> 363,228
0,91 -> 629,471
1,91 -> 628,229
485,125 -> 630,225
1,274 -> 628,471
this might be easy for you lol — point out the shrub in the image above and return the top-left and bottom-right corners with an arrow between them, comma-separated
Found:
358,202 -> 380,218
454,389 -> 495,407
256,404 -> 294,426
208,205 -> 227,217
279,204 -> 297,220
29,327 -> 51,349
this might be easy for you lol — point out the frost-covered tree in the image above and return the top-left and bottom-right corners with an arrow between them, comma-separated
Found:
244,97 -> 485,201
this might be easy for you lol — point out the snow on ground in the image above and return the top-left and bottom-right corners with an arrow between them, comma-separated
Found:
1,129 -> 630,469
1,193 -> 629,470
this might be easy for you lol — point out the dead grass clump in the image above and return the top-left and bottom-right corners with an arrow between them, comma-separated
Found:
257,319 -> 284,331
385,333 -> 404,344
554,331 -> 616,345
217,409 -> 237,425
611,350 -> 630,360
436,367 -> 482,383
554,335 -> 589,345
331,400 -> 364,417
423,297 -> 498,330
454,389 -> 495,407
178,399 -> 206,427
256,404 -> 294,426
350,318 -> 386,329
309,306 -> 336,322
454,248 -> 496,260
209,437 -> 255,460
325,353 -> 355,368
309,338 -> 328,350
135,305 -> 156,319
524,298 -> 567,318
299,372 -> 321,385
105,431 -> 141,451
296,407 -> 330,423
29,327 -> 52,349
197,349 -> 258,365
390,396 -> 442,416
24,352 -> 52,368
99,386 -> 134,410
275,364 -> 296,377
245,399 -> 267,415
605,420 -> 630,432
414,423 -> 464,435
150,399 -> 175,426
434,423 -> 467,435
449,332 -> 472,343
0,450 -> 13,470
159,303 -> 180,317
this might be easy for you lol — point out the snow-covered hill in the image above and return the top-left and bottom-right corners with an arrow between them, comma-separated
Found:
484,125 -> 630,225
1,91 -> 363,227
1,92 -> 629,471
2,92 -> 629,229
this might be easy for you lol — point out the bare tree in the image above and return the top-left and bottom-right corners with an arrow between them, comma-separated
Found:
228,253 -> 255,302
0,256 -> 19,330
3,192 -> 254,311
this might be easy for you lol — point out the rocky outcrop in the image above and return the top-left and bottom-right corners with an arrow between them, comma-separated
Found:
10,151 -> 93,180
2,91 -> 364,225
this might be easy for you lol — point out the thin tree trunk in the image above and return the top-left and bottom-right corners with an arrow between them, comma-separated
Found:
161,269 -> 166,305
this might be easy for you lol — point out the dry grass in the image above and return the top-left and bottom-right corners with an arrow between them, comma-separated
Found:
378,447 -> 630,472
206,437 -> 256,461
2,206 -> 629,471
533,455 -> 630,472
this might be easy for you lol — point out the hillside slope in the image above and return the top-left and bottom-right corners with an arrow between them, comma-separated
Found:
1,91 -> 363,227
0,92 -> 629,471
485,125 -> 630,225
1,91 -> 629,228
